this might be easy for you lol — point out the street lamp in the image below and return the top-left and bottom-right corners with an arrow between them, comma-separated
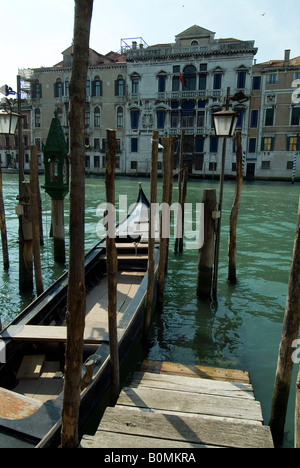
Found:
212,109 -> 239,137
212,88 -> 240,300
0,108 -> 20,135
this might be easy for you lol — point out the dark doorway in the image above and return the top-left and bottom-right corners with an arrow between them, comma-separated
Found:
246,163 -> 255,179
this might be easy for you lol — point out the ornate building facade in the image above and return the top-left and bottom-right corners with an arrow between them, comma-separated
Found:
1,25 -> 299,180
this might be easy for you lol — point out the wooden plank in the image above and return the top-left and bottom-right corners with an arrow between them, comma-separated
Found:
142,359 -> 250,383
81,430 -> 220,448
1,324 -> 125,344
97,406 -> 274,448
16,354 -> 45,379
0,387 -> 42,419
131,371 -> 255,400
117,386 -> 263,422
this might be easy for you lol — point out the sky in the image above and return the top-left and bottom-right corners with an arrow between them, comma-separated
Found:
1,0 -> 300,92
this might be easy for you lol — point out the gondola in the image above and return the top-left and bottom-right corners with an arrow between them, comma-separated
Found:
0,184 -> 159,448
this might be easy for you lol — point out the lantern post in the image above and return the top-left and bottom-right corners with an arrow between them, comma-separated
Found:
43,111 -> 69,263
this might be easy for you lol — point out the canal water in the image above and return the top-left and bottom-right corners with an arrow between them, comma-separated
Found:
0,173 -> 299,448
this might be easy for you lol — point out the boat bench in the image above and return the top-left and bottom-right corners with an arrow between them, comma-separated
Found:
0,323 -> 124,344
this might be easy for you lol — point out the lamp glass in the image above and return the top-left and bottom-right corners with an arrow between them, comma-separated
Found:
213,110 -> 239,137
0,110 -> 19,134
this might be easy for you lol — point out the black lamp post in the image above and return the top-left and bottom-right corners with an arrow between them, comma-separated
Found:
43,111 -> 69,263
212,87 -> 241,300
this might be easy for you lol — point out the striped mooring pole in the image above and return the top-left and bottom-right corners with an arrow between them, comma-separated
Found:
292,152 -> 297,184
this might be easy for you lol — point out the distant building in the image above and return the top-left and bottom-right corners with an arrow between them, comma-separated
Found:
246,50 -> 300,180
25,45 -> 127,174
125,25 -> 257,177
13,26 -> 300,180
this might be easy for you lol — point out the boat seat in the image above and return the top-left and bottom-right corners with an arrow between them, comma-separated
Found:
0,323 -> 125,344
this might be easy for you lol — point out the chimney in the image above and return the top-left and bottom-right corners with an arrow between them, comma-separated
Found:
132,41 -> 137,50
284,49 -> 291,66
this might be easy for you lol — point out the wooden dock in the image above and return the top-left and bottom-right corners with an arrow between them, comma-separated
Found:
81,360 -> 274,449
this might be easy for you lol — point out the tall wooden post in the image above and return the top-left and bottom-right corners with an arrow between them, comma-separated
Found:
61,0 -> 93,449
17,74 -> 33,292
105,129 -> 119,406
0,161 -> 9,270
197,189 -> 216,300
295,367 -> 300,448
269,196 -> 300,447
30,145 -> 44,296
144,130 -> 158,336
52,199 -> 66,263
175,131 -> 185,253
157,137 -> 172,312
228,131 -> 243,284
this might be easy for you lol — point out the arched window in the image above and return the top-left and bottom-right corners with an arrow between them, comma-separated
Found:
54,78 -> 63,98
181,100 -> 195,127
117,106 -> 124,128
92,76 -> 102,97
157,71 -> 167,93
65,77 -> 69,97
34,108 -> 41,128
86,77 -> 91,96
85,103 -> 90,127
130,108 -> 140,129
156,109 -> 166,129
131,73 -> 141,94
32,80 -> 42,99
115,75 -> 125,96
94,106 -> 100,127
182,65 -> 196,91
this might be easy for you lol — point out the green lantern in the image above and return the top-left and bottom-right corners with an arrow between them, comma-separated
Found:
43,111 -> 69,200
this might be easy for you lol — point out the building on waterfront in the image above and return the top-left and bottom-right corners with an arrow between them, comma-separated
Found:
124,25 -> 257,177
21,45 -> 127,174
246,50 -> 300,180
7,25 -> 299,180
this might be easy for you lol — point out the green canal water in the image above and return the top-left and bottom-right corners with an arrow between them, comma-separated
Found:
0,173 -> 299,448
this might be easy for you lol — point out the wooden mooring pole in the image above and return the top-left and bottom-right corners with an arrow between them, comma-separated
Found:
51,199 -> 66,263
157,137 -> 172,312
0,158 -> 9,270
197,188 -> 216,300
30,145 -> 44,296
105,129 -> 119,406
174,130 -> 184,253
144,130 -> 158,336
295,367 -> 300,448
228,131 -> 243,284
269,195 -> 300,447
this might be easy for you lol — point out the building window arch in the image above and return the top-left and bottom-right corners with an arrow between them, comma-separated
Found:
130,73 -> 141,94
94,106 -> 101,127
115,75 -> 125,96
116,106 -> 124,128
130,107 -> 140,129
34,108 -> 41,128
86,76 -> 91,96
182,65 -> 197,90
156,108 -> 166,129
32,80 -> 42,99
181,100 -> 195,127
92,76 -> 102,96
54,78 -> 64,98
65,77 -> 69,96
157,71 -> 167,93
